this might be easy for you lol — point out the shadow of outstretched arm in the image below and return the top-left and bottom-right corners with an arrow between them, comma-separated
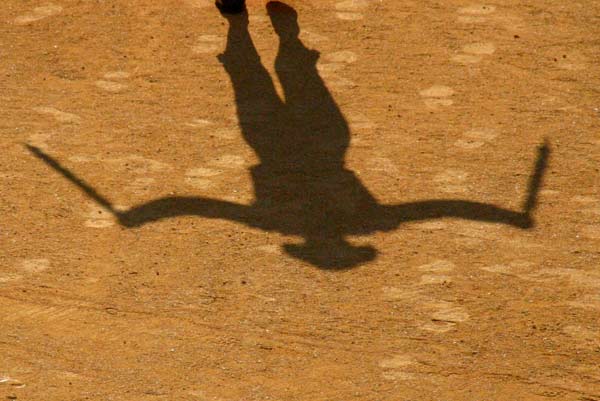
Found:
118,196 -> 256,227
26,145 -> 257,228
382,199 -> 532,228
378,140 -> 550,230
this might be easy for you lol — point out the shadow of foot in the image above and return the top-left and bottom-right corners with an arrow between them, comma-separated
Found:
216,0 -> 246,14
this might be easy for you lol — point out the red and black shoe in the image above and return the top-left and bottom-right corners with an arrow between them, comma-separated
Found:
215,0 -> 246,14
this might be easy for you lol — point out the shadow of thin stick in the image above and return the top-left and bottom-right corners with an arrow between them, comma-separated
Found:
522,139 -> 550,215
26,144 -> 118,214
25,144 -> 254,228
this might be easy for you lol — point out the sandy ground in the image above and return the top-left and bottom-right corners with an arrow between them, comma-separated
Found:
2,0 -> 600,400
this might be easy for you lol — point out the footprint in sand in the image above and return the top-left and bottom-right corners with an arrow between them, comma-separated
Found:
480,260 -> 534,275
412,221 -> 449,231
480,264 -> 513,275
421,301 -> 469,333
326,76 -> 357,89
417,260 -> 455,285
319,51 -> 357,77
451,53 -> 484,65
458,4 -> 496,14
184,167 -> 223,189
211,128 -> 240,140
33,106 -> 81,124
453,222 -> 502,247
210,154 -> 247,168
571,195 -> 598,203
222,189 -> 253,203
103,71 -> 131,80
70,154 -> 171,177
185,118 -> 212,129
0,272 -> 23,283
522,268 -> 600,288
125,177 -> 156,195
457,4 -> 496,24
366,157 -> 398,173
419,85 -> 455,109
184,0 -> 212,9
347,113 -> 376,130
96,71 -> 130,93
335,0 -> 371,21
248,14 -> 270,24
463,42 -> 496,56
192,35 -> 225,54
1,259 -> 51,283
539,189 -> 560,197
454,128 -> 498,149
95,80 -> 127,92
419,274 -> 453,285
0,376 -> 25,389
452,42 -> 496,65
27,133 -> 53,150
324,51 -> 358,64
418,260 -> 456,273
299,30 -> 329,45
19,259 -> 51,274
433,169 -> 469,194
317,62 -> 345,75
379,354 -> 419,381
256,244 -> 282,255
570,195 -> 600,216
382,287 -> 424,302
318,51 -> 358,88
15,4 -> 62,25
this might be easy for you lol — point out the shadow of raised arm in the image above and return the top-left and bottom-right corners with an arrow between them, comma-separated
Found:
379,139 -> 550,230
118,196 -> 257,228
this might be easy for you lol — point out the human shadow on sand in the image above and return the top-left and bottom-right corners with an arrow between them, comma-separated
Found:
27,1 -> 550,269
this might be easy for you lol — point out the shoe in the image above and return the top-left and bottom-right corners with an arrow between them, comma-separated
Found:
216,0 -> 246,14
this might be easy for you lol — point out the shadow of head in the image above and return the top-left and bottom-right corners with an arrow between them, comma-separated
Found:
283,239 -> 376,270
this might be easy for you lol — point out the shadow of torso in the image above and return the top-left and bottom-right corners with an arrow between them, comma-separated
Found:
219,5 -> 380,245
210,4 -> 547,268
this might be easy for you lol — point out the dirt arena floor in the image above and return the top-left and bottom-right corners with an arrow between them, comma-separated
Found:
2,0 -> 600,399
